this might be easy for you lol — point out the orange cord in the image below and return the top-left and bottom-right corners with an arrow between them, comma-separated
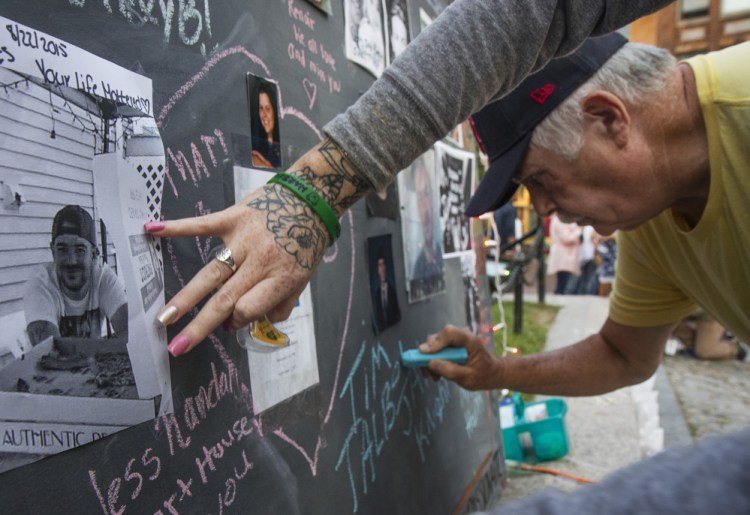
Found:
516,463 -> 597,484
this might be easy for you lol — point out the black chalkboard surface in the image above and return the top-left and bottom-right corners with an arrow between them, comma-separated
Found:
0,0 -> 504,513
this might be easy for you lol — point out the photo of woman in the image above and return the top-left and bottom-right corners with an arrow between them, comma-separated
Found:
246,74 -> 282,169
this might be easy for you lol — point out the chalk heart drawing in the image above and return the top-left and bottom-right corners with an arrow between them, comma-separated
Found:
303,78 -> 317,110
159,45 -> 349,476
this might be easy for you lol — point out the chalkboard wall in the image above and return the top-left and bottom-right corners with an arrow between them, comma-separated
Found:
0,0 -> 504,512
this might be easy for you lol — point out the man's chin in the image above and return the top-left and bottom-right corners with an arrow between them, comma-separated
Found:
61,273 -> 85,291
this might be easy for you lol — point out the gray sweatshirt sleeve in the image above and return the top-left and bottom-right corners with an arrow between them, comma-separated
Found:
323,0 -> 673,191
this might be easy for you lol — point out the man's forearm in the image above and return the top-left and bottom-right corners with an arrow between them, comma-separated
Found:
496,334 -> 657,396
26,320 -> 58,346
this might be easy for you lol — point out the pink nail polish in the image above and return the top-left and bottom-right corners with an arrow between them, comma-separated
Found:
168,335 -> 190,357
144,221 -> 166,232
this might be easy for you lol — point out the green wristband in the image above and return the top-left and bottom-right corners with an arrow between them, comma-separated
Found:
267,173 -> 341,245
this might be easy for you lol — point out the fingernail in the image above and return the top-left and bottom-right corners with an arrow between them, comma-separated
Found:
144,221 -> 166,232
157,305 -> 178,326
167,335 -> 190,357
419,343 -> 430,352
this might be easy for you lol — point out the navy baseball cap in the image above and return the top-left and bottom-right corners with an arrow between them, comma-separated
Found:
52,205 -> 96,246
465,33 -> 627,217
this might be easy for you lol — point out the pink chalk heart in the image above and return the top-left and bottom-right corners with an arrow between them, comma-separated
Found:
303,78 -> 317,109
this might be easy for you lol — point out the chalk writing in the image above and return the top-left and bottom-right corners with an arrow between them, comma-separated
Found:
335,340 -> 453,512
194,425 -> 254,484
181,362 -> 242,432
66,0 -> 213,48
285,0 -> 341,106
164,129 -> 228,196
86,356 -> 256,514
87,447 -> 162,515
288,0 -> 316,30
458,387 -> 486,436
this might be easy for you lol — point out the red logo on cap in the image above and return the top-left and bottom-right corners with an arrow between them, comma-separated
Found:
530,84 -> 555,104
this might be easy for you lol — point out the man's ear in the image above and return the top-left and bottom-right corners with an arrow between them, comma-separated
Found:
581,91 -> 630,147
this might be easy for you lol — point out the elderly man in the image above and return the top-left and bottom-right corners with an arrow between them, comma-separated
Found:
422,33 -> 750,393
24,205 -> 128,345
415,33 -> 750,515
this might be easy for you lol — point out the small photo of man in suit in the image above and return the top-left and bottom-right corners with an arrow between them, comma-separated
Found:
367,234 -> 401,335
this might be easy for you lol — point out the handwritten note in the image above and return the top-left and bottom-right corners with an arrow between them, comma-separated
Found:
0,16 -> 153,115
286,0 -> 341,109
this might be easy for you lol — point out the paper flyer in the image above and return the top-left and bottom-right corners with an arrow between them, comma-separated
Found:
233,166 -> 320,413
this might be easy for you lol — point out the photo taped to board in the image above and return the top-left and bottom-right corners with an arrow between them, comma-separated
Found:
344,0 -> 386,77
398,148 -> 446,303
383,0 -> 411,65
436,141 -> 475,257
246,73 -> 283,170
0,15 -> 172,474
367,234 -> 402,334
232,165 -> 321,414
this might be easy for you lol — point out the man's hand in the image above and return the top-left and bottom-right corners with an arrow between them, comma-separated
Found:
146,138 -> 372,357
420,324 -> 502,391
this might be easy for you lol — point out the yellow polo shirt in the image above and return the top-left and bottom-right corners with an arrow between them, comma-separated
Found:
609,41 -> 750,343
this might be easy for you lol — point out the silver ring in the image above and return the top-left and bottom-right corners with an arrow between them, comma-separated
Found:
215,247 -> 237,274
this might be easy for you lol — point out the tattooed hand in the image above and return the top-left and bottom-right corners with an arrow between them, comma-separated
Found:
145,138 -> 372,357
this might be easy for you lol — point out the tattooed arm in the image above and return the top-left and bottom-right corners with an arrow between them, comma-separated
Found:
146,0 -> 674,356
245,138 -> 370,272
145,138 -> 371,357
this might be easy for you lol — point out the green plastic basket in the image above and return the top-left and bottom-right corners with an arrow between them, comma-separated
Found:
500,393 -> 569,462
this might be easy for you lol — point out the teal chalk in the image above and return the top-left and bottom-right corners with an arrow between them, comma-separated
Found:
400,347 -> 469,368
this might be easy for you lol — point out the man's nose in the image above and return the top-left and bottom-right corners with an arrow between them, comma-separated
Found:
61,249 -> 82,263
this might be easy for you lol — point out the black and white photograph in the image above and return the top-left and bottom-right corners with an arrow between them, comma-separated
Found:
0,17 -> 171,474
436,141 -> 475,257
367,234 -> 401,334
247,74 -> 282,169
383,0 -> 410,64
345,0 -> 386,77
398,149 -> 445,303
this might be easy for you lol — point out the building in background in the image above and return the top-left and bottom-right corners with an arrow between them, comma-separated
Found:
629,0 -> 750,55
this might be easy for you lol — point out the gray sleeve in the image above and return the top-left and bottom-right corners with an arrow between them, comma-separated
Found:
323,0 -> 673,190
483,427 -> 750,515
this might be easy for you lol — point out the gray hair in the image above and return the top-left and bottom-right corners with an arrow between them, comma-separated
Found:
530,42 -> 678,159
